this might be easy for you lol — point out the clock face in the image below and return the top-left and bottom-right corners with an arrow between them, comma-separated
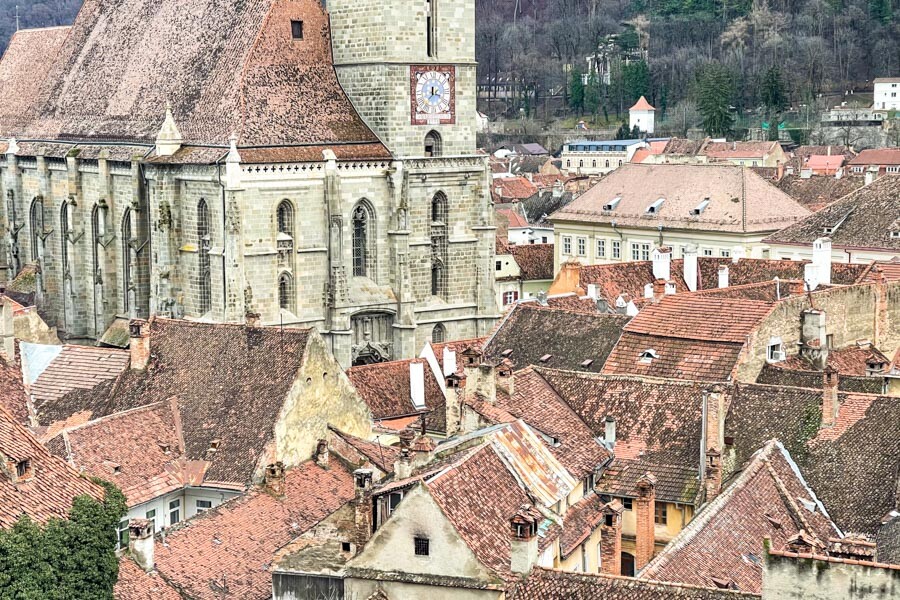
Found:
410,66 -> 456,125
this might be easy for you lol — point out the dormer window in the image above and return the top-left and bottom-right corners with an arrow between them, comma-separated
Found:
539,354 -> 552,363
690,199 -> 710,215
290,20 -> 304,40
15,459 -> 32,480
639,349 -> 658,364
646,198 -> 665,214
602,197 -> 621,211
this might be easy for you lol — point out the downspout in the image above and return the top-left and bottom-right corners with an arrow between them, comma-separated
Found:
657,224 -> 664,247
138,147 -> 154,319
611,221 -> 624,257
214,155 -> 228,318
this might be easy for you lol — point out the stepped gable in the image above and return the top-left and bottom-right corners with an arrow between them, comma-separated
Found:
0,405 -> 105,528
7,0 -> 386,157
639,441 -> 839,594
35,318 -> 312,485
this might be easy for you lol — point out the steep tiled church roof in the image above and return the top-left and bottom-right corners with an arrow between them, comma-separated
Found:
4,0 -> 387,156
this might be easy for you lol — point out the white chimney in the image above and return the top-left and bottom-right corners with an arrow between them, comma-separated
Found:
128,519 -> 155,572
812,237 -> 832,286
626,300 -> 639,317
604,416 -> 616,449
587,284 -> 598,300
442,348 -> 457,378
643,283 -> 654,299
804,263 -> 820,292
865,166 -> 878,186
732,245 -> 746,264
410,361 -> 426,409
683,244 -> 698,292
664,281 -> 677,295
717,265 -> 729,288
651,246 -> 671,281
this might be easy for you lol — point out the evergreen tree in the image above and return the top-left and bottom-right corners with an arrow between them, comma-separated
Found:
585,74 -> 601,116
623,60 -> 651,105
761,66 -> 789,114
570,67 -> 585,114
615,122 -> 631,139
696,63 -> 735,137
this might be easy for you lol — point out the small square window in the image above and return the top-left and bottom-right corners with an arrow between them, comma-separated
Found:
414,536 -> 430,556
290,20 -> 304,40
341,541 -> 352,552
196,499 -> 213,513
622,497 -> 633,510
15,459 -> 31,479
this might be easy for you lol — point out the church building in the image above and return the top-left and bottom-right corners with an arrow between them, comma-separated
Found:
0,0 -> 498,367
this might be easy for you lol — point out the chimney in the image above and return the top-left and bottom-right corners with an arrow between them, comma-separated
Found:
353,468 -> 374,544
821,366 -> 839,428
409,360 -> 426,410
800,309 -> 828,370
634,473 -> 657,570
615,294 -> 628,314
465,362 -> 497,404
509,505 -> 541,575
314,439 -> 329,468
683,244 -> 698,292
587,284 -> 598,300
804,263 -> 820,292
704,449 -> 722,502
599,500 -> 624,575
549,261 -> 583,296
264,462 -> 286,497
702,386 -> 725,501
245,311 -> 260,328
664,281 -> 677,295
652,279 -> 666,300
651,246 -> 672,281
394,431 -> 414,479
497,359 -> 514,396
128,519 -> 155,572
0,298 -> 14,361
596,297 -> 610,313
536,290 -> 548,306
732,245 -> 746,263
129,319 -> 151,370
604,416 -> 616,450
812,237 -> 832,286
442,347 -> 457,378
865,166 -> 878,185
643,283 -> 654,300
717,265 -> 729,288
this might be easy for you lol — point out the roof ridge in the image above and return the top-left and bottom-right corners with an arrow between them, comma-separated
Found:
527,567 -> 760,596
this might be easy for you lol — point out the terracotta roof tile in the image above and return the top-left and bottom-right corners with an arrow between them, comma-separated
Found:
31,345 -> 129,409
329,427 -> 400,474
630,96 -> 655,111
154,460 -> 355,600
847,148 -> 900,166
552,164 -> 809,233
702,141 -> 780,160
640,441 -> 839,593
621,295 -> 773,342
0,404 -> 104,528
600,458 -> 700,504
509,243 -> 555,281
483,303 -> 628,373
0,358 -> 28,425
347,358 -> 446,433
559,493 -> 607,557
603,334 -> 743,381
492,177 -> 539,202
509,567 -> 759,599
496,207 -> 530,229
755,364 -> 882,394
114,559 -> 181,600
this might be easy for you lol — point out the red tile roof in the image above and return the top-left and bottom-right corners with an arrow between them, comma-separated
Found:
779,344 -> 889,377
602,334 -> 743,381
847,148 -> 900,166
805,155 -> 845,172
640,441 -> 839,593
0,405 -> 104,528
496,207 -> 530,229
702,141 -> 779,160
10,0 -> 386,153
509,243 -> 555,281
329,427 -> 400,474
558,493 -> 607,557
621,295 -> 773,343
154,461 -> 355,600
347,358 -> 446,433
30,345 -> 129,409
630,96 -> 656,111
44,401 -> 187,506
114,559 -> 181,600
0,358 -> 28,425
492,177 -> 539,202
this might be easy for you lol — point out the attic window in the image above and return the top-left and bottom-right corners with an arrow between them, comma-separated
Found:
765,514 -> 783,529
602,197 -> 622,211
341,542 -> 352,552
691,199 -> 710,216
539,354 -> 552,363
209,439 -> 221,451
290,20 -> 304,40
646,198 -> 665,214
15,459 -> 32,480
639,349 -> 659,364
580,359 -> 594,369
414,536 -> 430,556
501,349 -> 514,357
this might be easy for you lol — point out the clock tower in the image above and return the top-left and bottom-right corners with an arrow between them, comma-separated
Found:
328,0 -> 478,158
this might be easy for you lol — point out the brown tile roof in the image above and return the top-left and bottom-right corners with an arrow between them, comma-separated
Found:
755,364 -> 883,395
492,368 -> 611,480
603,334 -> 743,382
154,460 -> 355,600
792,145 -> 852,160
558,492 -> 607,557
114,558 -> 181,600
328,427 -> 400,474
36,318 -> 314,485
496,206 -> 530,229
44,401 -> 187,506
483,303 -> 629,373
640,441 -> 840,593
542,293 -> 606,313
600,458 -> 700,504
552,164 -> 809,233
777,344 -> 890,377
0,26 -> 71,134
11,0 -> 385,153
847,148 -> 900,166
492,177 -> 539,202
0,358 -> 28,425
30,345 -> 129,409
509,567 -> 760,599
509,243 -> 555,281
765,175 -> 900,250
347,358 -> 446,433
775,175 -> 865,212
622,295 -> 773,342
702,141 -> 780,160
0,405 -> 105,528
661,138 -> 706,156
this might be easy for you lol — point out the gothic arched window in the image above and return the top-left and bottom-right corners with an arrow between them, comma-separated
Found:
277,200 -> 294,238
430,192 -> 448,298
432,323 -> 446,344
122,209 -> 134,314
278,271 -> 295,312
30,197 -> 44,262
197,199 -> 211,314
352,201 -> 375,277
425,130 -> 442,157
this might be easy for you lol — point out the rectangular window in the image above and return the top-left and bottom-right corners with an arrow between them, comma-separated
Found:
496,260 -> 502,271
641,243 -> 650,261
196,499 -> 213,513
577,237 -> 587,256
562,236 -> 572,255
414,537 -> 430,556
169,499 -> 181,526
631,243 -> 640,261
622,497 -> 633,510
655,503 -> 668,525
503,291 -> 519,305
596,239 -> 606,258
290,20 -> 304,39
117,519 -> 130,550
703,248 -> 714,257
612,240 -> 621,260
582,474 -> 594,495
145,509 -> 157,533
720,249 -> 731,258
388,492 -> 403,515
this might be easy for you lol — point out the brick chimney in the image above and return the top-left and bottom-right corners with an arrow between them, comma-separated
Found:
634,473 -> 657,570
128,519 -> 155,572
394,431 -> 414,479
599,499 -> 624,575
683,244 -> 698,292
821,366 -> 839,428
702,386 -> 725,502
129,319 -> 151,370
353,468 -> 374,544
509,504 -> 541,575
705,448 -> 722,502
652,278 -> 666,300
314,439 -> 329,468
264,462 -> 286,497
